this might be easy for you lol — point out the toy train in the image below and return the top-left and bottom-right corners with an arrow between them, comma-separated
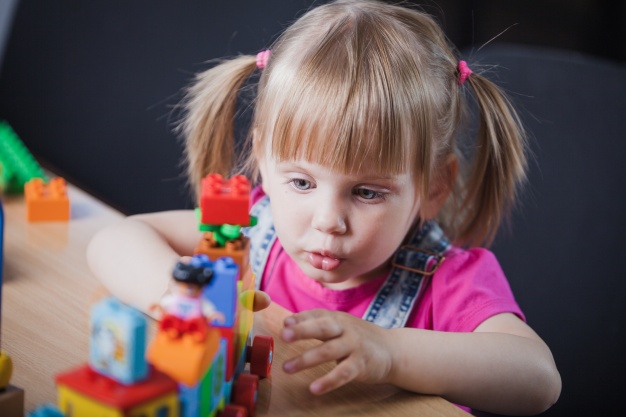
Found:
41,174 -> 273,417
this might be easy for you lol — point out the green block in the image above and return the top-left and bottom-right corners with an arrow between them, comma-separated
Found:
200,340 -> 228,417
0,121 -> 46,194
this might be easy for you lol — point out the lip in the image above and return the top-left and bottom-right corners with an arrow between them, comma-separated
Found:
306,250 -> 344,272
313,249 -> 343,259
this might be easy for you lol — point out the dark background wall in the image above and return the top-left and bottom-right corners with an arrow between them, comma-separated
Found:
1,0 -> 624,214
1,2 -> 625,417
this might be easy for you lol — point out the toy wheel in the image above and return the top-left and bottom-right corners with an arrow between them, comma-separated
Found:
249,335 -> 274,378
219,404 -> 248,417
232,373 -> 259,416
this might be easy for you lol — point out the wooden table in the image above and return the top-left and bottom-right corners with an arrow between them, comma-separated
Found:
1,184 -> 469,416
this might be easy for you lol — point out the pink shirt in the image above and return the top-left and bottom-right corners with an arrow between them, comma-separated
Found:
259,241 -> 524,331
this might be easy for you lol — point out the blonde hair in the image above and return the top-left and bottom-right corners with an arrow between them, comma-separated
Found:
180,0 -> 527,247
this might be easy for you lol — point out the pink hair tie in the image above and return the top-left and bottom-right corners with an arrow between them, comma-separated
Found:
256,50 -> 271,69
458,60 -> 473,86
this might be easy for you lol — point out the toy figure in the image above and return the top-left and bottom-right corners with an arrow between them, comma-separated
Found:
152,254 -> 225,342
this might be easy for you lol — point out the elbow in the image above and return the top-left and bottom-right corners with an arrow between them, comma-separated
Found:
526,359 -> 562,415
541,368 -> 562,414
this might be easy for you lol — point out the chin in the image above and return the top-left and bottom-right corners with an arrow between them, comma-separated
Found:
299,262 -> 345,284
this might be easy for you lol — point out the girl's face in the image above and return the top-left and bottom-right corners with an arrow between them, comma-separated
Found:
259,158 -> 422,289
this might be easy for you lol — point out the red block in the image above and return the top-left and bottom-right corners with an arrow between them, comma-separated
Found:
199,174 -> 250,226
55,364 -> 177,409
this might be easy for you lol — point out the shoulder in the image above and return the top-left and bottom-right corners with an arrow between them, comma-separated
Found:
425,246 -> 524,331
439,246 -> 502,277
434,246 -> 510,298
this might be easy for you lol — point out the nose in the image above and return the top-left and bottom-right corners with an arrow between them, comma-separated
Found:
311,197 -> 348,235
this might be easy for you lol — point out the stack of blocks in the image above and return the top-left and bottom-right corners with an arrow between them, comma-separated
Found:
55,298 -> 179,417
194,174 -> 256,272
49,174 -> 272,417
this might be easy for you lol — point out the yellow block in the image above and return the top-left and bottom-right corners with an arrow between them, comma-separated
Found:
58,386 -> 123,417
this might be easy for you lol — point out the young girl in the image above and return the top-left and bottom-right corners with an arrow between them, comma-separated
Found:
87,0 -> 561,414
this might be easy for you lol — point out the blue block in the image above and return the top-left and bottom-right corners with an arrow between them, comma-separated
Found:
89,297 -> 148,384
202,257 -> 239,328
27,403 -> 64,417
179,382 -> 201,417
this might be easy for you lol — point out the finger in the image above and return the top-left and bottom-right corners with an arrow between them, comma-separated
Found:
283,309 -> 333,327
283,338 -> 350,374
309,360 -> 360,395
281,314 -> 343,342
252,291 -> 271,312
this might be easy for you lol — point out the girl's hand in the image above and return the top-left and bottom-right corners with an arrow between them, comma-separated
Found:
280,309 -> 393,395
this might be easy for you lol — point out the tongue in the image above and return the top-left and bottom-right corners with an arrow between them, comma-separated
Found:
308,253 -> 341,271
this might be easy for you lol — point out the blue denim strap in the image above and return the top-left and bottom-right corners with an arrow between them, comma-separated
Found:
362,221 -> 450,328
243,195 -> 277,290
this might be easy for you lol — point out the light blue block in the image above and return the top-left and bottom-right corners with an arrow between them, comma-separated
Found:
89,296 -> 148,384
27,403 -> 64,417
179,382 -> 201,417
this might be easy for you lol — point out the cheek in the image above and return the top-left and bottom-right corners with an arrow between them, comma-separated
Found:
362,201 -> 418,245
269,193 -> 308,234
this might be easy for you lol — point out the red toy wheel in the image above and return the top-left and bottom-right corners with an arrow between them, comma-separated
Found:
249,335 -> 274,378
219,404 -> 248,417
232,373 -> 259,416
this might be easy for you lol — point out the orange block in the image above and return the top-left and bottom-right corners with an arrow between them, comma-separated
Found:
24,177 -> 70,222
147,327 -> 220,387
194,233 -> 250,273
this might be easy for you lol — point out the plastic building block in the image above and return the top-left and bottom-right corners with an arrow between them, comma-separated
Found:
89,297 -> 148,385
27,403 -> 64,417
211,268 -> 256,382
199,339 -> 228,416
147,327 -> 221,387
0,351 -> 12,389
202,257 -> 240,329
199,174 -> 251,226
178,382 -> 201,417
56,364 -> 179,416
0,385 -> 25,417
0,121 -> 46,194
24,177 -> 70,222
194,232 -> 250,273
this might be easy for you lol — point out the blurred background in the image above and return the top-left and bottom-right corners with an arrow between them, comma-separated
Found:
1,0 -> 624,214
1,1 -> 625,416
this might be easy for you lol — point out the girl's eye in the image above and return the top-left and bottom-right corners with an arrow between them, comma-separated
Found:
354,188 -> 385,201
289,178 -> 312,191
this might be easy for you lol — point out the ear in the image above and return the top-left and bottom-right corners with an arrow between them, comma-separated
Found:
421,155 -> 458,219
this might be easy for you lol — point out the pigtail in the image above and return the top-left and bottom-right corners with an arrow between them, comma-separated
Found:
458,72 -> 528,246
179,55 -> 258,200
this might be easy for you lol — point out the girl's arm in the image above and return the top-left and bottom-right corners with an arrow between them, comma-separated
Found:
281,311 -> 561,416
86,210 -> 202,312
388,313 -> 561,415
